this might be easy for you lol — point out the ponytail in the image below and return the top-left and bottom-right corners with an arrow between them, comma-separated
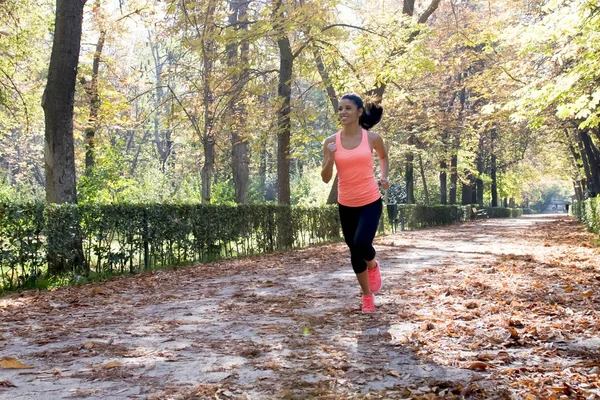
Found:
341,93 -> 383,130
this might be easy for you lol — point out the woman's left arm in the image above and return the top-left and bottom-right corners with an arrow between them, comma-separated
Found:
370,132 -> 390,190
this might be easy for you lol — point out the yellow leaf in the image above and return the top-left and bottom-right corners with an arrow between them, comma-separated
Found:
0,357 -> 34,369
83,341 -> 96,350
103,361 -> 122,369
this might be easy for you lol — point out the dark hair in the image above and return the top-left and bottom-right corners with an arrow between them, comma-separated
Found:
340,93 -> 383,130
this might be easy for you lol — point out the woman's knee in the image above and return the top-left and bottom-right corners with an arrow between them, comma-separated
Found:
354,243 -> 375,261
350,255 -> 367,274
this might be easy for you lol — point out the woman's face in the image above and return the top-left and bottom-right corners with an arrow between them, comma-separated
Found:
338,98 -> 363,126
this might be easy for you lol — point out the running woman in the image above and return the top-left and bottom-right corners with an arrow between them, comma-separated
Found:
321,93 -> 390,313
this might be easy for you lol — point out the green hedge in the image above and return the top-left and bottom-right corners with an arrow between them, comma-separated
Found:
0,203 -> 341,290
1,202 -> 523,291
573,198 -> 600,233
386,204 -> 522,231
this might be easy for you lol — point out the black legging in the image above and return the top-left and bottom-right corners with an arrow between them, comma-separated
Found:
338,198 -> 382,274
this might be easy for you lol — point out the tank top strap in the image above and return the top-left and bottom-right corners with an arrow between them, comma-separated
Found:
360,129 -> 370,150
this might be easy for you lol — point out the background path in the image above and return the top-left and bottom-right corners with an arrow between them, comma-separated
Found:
1,215 -> 599,399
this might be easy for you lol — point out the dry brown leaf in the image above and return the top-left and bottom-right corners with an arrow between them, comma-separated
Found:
83,341 -> 96,350
103,361 -> 122,369
90,287 -> 111,296
467,361 -> 491,371
0,357 -> 34,369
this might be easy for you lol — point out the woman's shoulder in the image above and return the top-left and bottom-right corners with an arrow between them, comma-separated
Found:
323,132 -> 338,144
367,130 -> 383,142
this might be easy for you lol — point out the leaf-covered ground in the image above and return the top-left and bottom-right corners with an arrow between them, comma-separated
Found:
1,215 -> 599,399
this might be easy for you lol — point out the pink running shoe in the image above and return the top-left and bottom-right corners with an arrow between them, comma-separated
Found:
368,261 -> 382,293
362,294 -> 375,313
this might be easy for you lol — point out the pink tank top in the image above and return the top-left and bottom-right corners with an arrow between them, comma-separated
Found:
334,129 -> 381,207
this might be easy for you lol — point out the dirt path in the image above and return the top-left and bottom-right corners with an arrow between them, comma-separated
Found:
1,215 -> 599,399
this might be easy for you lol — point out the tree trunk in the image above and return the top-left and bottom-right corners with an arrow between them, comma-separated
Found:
461,183 -> 472,205
565,129 -> 586,200
42,0 -> 87,204
580,129 -> 600,196
418,153 -> 429,204
201,0 -> 218,203
405,155 -> 415,204
42,0 -> 87,275
274,8 -> 293,206
491,153 -> 498,207
449,153 -> 458,204
228,0 -> 250,204
84,1 -> 105,175
149,40 -> 173,173
439,159 -> 447,204
405,133 -> 415,204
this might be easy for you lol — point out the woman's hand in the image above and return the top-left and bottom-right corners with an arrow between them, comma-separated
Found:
379,177 -> 390,190
326,142 -> 337,154
321,137 -> 336,183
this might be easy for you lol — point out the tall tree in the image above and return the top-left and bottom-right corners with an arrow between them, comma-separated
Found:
227,0 -> 250,204
200,0 -> 218,203
83,0 -> 106,175
42,0 -> 87,203
42,0 -> 87,275
272,0 -> 293,205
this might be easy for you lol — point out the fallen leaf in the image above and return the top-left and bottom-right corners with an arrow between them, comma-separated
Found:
103,361 -> 122,369
83,341 -> 96,350
467,361 -> 491,371
0,357 -> 34,369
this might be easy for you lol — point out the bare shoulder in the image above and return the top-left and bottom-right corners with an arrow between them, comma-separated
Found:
367,130 -> 384,145
323,133 -> 337,145
367,130 -> 382,140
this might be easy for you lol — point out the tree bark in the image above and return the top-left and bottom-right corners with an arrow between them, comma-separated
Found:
475,138 -> 484,207
201,0 -> 218,203
439,159 -> 447,204
449,145 -> 458,204
404,152 -> 415,204
579,129 -> 600,196
461,173 -> 473,205
565,128 -> 586,200
228,0 -> 250,204
84,0 -> 105,175
418,153 -> 429,204
273,1 -> 293,205
491,153 -> 498,207
42,0 -> 87,275
42,0 -> 87,204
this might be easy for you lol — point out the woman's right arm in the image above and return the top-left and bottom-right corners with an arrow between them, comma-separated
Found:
321,137 -> 335,183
